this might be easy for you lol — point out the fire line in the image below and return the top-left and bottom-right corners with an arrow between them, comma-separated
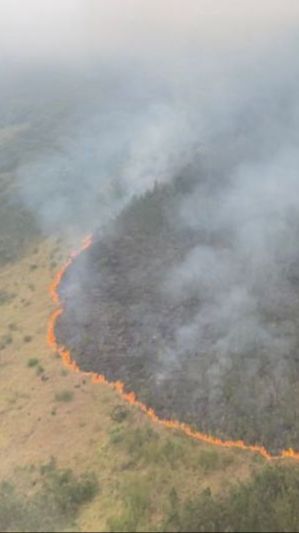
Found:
47,234 -> 299,462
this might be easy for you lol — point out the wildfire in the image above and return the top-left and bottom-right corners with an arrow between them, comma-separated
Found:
47,234 -> 299,462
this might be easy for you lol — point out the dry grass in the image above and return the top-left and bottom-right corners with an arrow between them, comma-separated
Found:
0,234 -> 266,531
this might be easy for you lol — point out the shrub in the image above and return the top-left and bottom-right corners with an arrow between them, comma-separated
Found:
55,390 -> 74,402
40,459 -> 98,514
36,365 -> 44,376
0,335 -> 13,350
198,449 -> 220,473
111,405 -> 129,423
0,290 -> 14,305
107,478 -> 150,533
109,427 -> 125,445
0,460 -> 98,532
27,358 -> 39,368
0,482 -> 27,532
161,464 -> 299,532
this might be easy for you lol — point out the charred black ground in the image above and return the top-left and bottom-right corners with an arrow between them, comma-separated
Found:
56,175 -> 299,453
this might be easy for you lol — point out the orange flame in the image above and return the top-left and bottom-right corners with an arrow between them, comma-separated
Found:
47,234 -> 299,462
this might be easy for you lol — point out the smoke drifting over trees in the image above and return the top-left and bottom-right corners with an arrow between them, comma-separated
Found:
2,1 -> 299,450
1,1 -> 299,236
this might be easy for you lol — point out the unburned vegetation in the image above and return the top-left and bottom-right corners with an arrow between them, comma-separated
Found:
161,464 -> 299,533
104,420 -> 299,533
0,459 -> 98,532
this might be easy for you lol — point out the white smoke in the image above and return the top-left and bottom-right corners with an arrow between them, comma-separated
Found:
2,1 -> 299,383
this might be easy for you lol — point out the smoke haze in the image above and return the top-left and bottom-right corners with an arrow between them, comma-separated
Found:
1,1 -> 299,232
2,2 -> 299,447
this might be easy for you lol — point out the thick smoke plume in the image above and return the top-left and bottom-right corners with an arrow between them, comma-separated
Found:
0,1 -> 298,234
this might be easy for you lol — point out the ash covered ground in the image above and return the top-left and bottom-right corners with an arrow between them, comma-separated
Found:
57,168 -> 299,454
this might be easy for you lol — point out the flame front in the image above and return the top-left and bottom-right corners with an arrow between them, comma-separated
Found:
47,234 -> 299,462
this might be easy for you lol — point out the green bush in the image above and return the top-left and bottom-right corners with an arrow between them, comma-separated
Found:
27,358 -> 39,368
0,460 -> 98,532
161,464 -> 299,532
40,459 -> 98,514
198,449 -> 220,473
0,335 -> 13,350
36,365 -> 44,376
119,427 -> 160,465
0,482 -> 27,532
55,390 -> 74,402
108,478 -> 150,533
111,405 -> 129,423
0,290 -> 14,305
109,427 -> 125,445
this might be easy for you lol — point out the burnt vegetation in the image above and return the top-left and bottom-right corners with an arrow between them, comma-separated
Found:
57,176 -> 299,453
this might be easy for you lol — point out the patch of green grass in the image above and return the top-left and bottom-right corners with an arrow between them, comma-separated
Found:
0,335 -> 13,350
112,426 -> 160,466
197,449 -> 220,473
160,464 -> 299,532
197,449 -> 234,473
109,427 -> 125,445
0,459 -> 98,532
55,390 -> 74,402
159,439 -> 184,467
108,477 -> 151,533
0,290 -> 14,305
39,458 -> 98,513
110,425 -> 190,468
111,405 -> 130,423
27,358 -> 39,368
36,365 -> 44,376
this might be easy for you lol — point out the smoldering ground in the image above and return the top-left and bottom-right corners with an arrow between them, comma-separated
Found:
2,1 -> 299,451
